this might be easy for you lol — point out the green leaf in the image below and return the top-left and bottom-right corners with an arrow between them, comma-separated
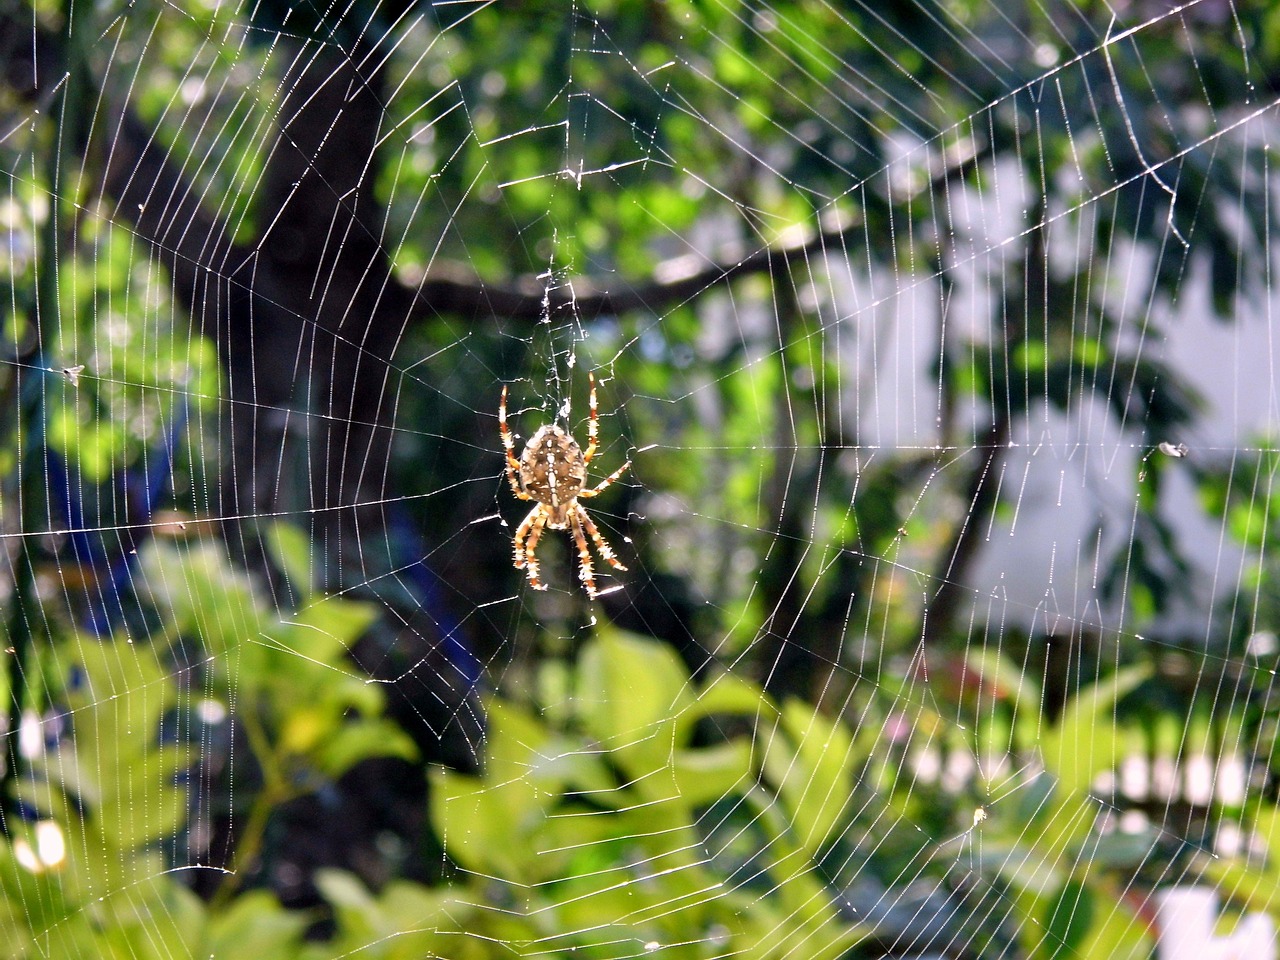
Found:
576,627 -> 694,778
138,543 -> 267,674
671,740 -> 754,806
1075,890 -> 1152,960
100,780 -> 188,850
1044,880 -> 1092,960
428,702 -> 554,880
312,719 -> 418,778
1014,340 -> 1048,372
676,670 -> 773,745
1255,804 -> 1280,866
964,646 -> 1042,711
99,877 -> 205,960
313,870 -> 379,945
262,522 -> 314,597
698,670 -> 771,716
285,596 -> 379,663
1073,336 -> 1106,367
485,699 -> 550,784
1040,664 -> 1150,797
430,765 -> 542,880
0,834 -> 80,933
762,699 -> 854,858
205,890 -> 307,959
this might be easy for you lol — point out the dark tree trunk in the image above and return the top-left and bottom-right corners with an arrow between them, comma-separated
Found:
242,41 -> 404,589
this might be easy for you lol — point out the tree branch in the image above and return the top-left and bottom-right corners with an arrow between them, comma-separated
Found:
409,139 -> 993,324
6,8 -> 991,332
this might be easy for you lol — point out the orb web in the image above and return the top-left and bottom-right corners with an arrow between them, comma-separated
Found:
1,2 -> 1278,959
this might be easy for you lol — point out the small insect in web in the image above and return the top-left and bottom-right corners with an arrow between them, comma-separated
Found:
499,373 -> 631,599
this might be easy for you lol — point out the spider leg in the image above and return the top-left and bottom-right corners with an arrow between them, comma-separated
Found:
512,506 -> 538,569
499,386 -> 531,500
569,513 -> 599,598
579,459 -> 631,498
515,507 -> 549,591
582,372 -> 599,465
577,504 -> 628,572
523,512 -> 549,591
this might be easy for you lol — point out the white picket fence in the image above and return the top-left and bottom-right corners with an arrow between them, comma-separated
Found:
1156,887 -> 1274,960
907,740 -> 1279,956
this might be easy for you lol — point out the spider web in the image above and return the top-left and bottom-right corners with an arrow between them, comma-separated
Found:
1,1 -> 1278,958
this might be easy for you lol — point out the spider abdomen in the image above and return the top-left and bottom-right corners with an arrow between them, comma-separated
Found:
519,425 -> 586,516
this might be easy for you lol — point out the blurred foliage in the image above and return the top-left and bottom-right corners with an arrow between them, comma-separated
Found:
3,0 -> 1275,663
0,530 -> 414,954
0,549 -> 1218,958
424,630 -> 869,958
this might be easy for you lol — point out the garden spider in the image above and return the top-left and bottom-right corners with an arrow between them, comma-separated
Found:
499,373 -> 631,598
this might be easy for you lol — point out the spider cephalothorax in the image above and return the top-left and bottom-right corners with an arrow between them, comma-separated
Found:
499,374 -> 630,598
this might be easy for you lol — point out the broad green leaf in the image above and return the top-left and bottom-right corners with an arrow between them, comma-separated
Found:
1015,340 -> 1049,372
1197,858 -> 1280,917
262,522 -> 314,597
536,808 -> 637,881
140,543 -> 265,658
286,596 -> 379,662
1075,889 -> 1152,960
0,834 -> 80,934
964,646 -> 1042,714
312,718 -> 418,778
378,881 -> 483,937
314,870 -> 379,945
430,765 -> 545,881
1043,880 -> 1092,960
1197,804 -> 1280,914
1073,336 -> 1106,367
97,879 -> 205,960
671,740 -> 754,806
767,848 -> 843,931
24,912 -> 101,960
485,698 -> 550,785
576,628 -> 693,777
537,735 -> 617,798
1253,804 -> 1280,865
674,669 -> 773,745
762,699 -> 854,858
205,890 -> 307,960
1040,665 -> 1150,797
536,658 -> 574,729
99,780 -> 187,850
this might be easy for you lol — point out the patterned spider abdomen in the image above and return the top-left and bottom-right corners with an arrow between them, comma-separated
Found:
519,425 -> 585,526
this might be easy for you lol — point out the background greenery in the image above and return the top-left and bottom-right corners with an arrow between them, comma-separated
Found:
1,0 -> 1279,957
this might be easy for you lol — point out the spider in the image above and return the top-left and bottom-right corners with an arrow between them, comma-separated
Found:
499,373 -> 630,598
